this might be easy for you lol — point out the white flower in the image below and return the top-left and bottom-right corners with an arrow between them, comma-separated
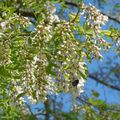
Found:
103,16 -> 108,22
46,1 -> 56,14
15,86 -> 23,94
58,51 -> 61,54
45,25 -> 52,32
33,56 -> 39,62
27,95 -> 37,103
0,21 -> 8,30
54,15 -> 60,22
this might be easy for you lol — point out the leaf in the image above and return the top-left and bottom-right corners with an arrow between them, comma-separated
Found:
89,99 -> 108,109
64,65 -> 70,70
15,92 -> 26,101
27,37 -> 32,45
46,62 -> 57,76
92,90 -> 99,97
0,66 -> 11,78
114,3 -> 120,9
101,30 -> 111,36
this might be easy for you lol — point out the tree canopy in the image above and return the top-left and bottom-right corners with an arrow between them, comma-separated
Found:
0,0 -> 120,119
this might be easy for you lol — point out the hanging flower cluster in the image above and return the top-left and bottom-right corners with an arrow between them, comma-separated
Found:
82,3 -> 108,33
78,3 -> 109,59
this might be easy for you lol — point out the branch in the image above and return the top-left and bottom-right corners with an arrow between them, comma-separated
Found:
100,12 -> 120,24
52,99 -> 57,120
89,74 -> 120,91
34,112 -> 46,116
44,99 -> 50,120
71,7 -> 81,23
15,8 -> 37,19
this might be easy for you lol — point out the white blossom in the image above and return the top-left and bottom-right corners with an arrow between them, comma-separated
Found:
0,21 -> 8,30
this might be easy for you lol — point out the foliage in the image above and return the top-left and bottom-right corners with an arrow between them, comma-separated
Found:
0,0 -> 120,119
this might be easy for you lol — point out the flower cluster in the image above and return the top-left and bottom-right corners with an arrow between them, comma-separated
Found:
22,17 -> 31,27
82,3 -> 108,34
0,39 -> 11,65
80,3 -> 109,59
54,39 -> 86,95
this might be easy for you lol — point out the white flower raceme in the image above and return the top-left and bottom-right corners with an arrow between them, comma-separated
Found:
0,14 -> 19,31
80,3 -> 109,58
82,3 -> 108,34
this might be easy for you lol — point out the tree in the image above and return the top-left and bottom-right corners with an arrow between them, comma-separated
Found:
0,0 -> 120,119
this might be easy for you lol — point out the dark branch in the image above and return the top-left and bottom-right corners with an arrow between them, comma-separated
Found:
15,9 -> 37,19
89,74 -> 120,91
64,1 -> 78,7
44,99 -> 50,120
71,7 -> 81,23
102,12 -> 120,24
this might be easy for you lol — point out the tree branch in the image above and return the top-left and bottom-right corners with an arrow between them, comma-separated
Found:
44,99 -> 50,120
15,8 -> 37,19
89,74 -> 120,91
102,12 -> 120,24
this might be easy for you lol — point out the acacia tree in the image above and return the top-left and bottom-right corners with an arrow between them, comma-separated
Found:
0,0 -> 120,119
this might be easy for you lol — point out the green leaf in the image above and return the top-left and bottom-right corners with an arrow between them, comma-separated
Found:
64,65 -> 70,70
114,3 -> 120,9
101,30 -> 111,36
89,99 -> 108,110
92,90 -> 99,97
0,66 -> 11,78
27,37 -> 32,45
15,92 -> 26,101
